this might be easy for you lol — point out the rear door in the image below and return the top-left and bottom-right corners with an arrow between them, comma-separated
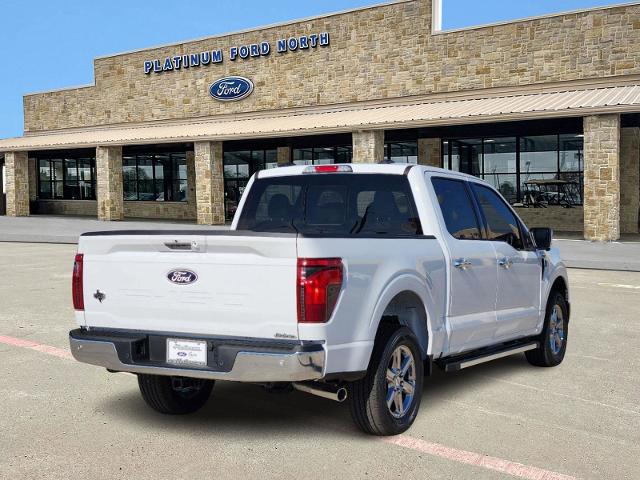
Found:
429,176 -> 498,353
80,232 -> 299,339
469,183 -> 542,340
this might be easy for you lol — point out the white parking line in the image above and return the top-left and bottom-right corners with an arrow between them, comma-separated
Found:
383,435 -> 578,480
597,282 -> 640,289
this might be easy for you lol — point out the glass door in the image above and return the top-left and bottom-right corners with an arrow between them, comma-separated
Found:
223,149 -> 277,220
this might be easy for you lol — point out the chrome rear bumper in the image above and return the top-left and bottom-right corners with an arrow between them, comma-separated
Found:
69,329 -> 325,382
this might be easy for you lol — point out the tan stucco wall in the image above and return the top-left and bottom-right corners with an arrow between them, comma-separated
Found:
23,0 -> 640,132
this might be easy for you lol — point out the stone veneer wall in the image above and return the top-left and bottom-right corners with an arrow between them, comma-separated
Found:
620,127 -> 640,233
583,114 -> 621,241
96,146 -> 124,221
195,141 -> 225,225
418,138 -> 441,167
36,200 -> 98,216
516,207 -> 584,232
277,146 -> 291,166
23,1 -> 640,132
124,202 -> 196,220
353,130 -> 385,163
5,151 -> 29,216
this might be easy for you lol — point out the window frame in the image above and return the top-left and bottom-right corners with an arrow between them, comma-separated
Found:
123,152 -> 188,203
223,148 -> 278,220
441,133 -> 584,206
291,145 -> 353,165
37,155 -> 96,201
468,180 -> 534,252
430,176 -> 484,242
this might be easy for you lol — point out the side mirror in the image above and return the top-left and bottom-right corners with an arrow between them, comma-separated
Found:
531,227 -> 553,251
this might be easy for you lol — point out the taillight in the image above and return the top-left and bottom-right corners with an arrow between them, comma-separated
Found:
297,258 -> 343,323
72,254 -> 84,311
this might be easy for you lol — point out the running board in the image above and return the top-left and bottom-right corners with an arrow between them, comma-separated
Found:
438,341 -> 539,372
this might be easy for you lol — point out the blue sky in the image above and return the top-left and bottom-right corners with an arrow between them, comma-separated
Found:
0,0 -> 626,138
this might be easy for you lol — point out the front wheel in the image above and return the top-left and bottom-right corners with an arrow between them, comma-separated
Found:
526,291 -> 569,367
349,326 -> 424,436
138,375 -> 214,415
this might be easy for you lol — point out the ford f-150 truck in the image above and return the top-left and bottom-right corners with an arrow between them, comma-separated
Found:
69,163 -> 570,436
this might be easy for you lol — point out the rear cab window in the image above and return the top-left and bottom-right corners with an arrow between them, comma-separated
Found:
237,174 -> 422,237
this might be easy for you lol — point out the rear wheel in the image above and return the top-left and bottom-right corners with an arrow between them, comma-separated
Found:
349,326 -> 424,436
138,375 -> 214,415
526,291 -> 569,367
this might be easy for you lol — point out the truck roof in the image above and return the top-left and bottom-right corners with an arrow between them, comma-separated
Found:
256,163 -> 484,182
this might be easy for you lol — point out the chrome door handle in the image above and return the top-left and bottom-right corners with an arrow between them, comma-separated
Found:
454,258 -> 472,270
498,257 -> 513,269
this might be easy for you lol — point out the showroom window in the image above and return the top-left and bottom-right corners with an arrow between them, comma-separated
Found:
38,154 -> 96,200
385,141 -> 418,163
292,145 -> 352,165
442,134 -> 584,206
123,152 -> 188,202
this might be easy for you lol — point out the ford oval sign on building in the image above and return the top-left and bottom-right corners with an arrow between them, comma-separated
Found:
209,76 -> 254,102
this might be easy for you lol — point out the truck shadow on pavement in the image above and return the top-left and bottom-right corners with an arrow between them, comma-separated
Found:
98,354 -> 533,437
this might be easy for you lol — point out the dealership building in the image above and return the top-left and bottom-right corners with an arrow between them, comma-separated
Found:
1,0 -> 640,240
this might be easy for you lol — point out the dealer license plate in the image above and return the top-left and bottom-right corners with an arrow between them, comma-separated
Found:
166,338 -> 208,367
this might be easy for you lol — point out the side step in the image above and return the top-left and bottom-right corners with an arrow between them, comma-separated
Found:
437,340 -> 539,373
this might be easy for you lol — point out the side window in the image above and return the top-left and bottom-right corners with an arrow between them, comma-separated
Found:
471,183 -> 523,249
431,177 -> 481,240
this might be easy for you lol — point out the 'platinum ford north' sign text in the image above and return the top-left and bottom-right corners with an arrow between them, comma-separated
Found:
144,32 -> 330,75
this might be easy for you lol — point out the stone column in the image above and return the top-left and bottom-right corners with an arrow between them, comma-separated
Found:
620,127 -> 640,234
195,141 -> 225,225
96,146 -> 124,221
277,146 -> 291,166
583,114 -> 621,241
352,130 -> 384,163
418,138 -> 441,167
5,151 -> 30,217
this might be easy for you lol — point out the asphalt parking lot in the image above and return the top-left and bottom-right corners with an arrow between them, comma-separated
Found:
1,243 -> 639,480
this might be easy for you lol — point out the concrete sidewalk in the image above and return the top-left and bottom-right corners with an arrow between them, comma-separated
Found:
0,215 -> 225,244
1,215 -> 639,271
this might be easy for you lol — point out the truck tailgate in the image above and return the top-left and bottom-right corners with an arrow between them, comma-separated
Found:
78,233 -> 298,339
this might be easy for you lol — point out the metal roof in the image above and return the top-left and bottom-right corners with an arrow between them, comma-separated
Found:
2,84 -> 640,152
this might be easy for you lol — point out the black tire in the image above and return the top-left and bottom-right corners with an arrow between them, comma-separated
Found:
137,375 -> 214,415
526,291 -> 569,367
348,325 -> 424,436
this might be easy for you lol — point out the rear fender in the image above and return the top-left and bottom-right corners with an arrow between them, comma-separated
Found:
368,273 -> 444,358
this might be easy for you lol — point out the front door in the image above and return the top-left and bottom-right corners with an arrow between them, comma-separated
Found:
470,183 -> 542,340
429,176 -> 499,354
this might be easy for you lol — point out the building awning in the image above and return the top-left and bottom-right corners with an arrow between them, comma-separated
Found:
2,84 -> 640,152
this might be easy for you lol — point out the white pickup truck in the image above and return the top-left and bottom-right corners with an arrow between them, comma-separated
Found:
70,163 -> 570,436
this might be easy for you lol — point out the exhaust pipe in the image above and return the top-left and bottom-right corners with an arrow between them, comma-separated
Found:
292,382 -> 348,403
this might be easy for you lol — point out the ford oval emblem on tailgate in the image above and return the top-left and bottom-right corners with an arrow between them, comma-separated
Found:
167,269 -> 198,285
209,76 -> 254,102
